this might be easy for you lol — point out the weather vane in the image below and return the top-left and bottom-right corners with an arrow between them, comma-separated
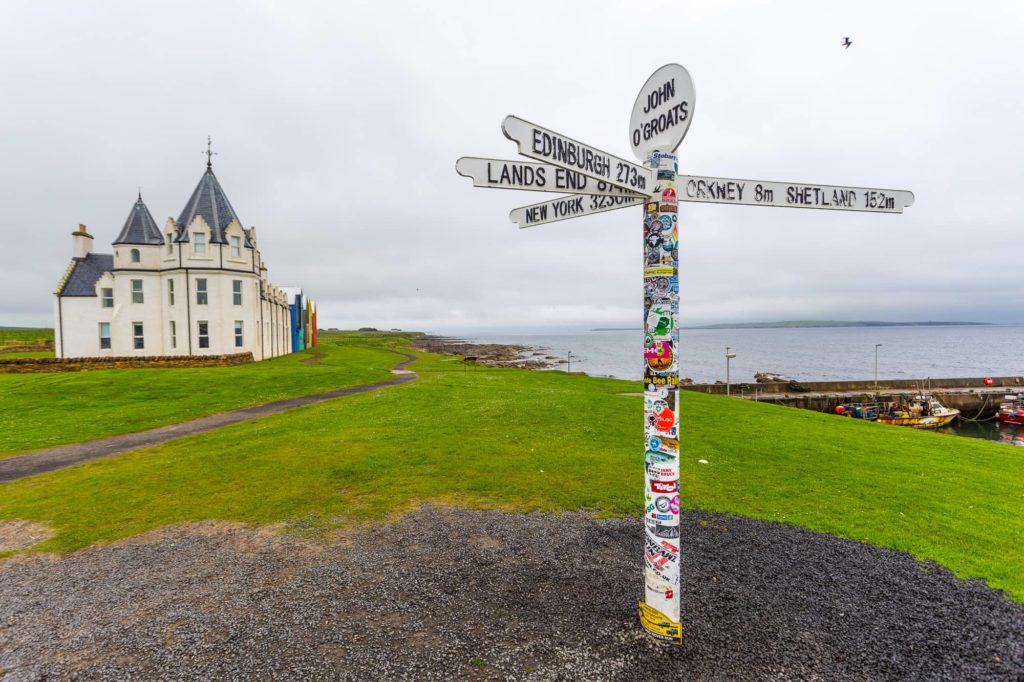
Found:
204,135 -> 217,169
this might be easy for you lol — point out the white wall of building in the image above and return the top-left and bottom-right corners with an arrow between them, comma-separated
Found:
55,218 -> 291,360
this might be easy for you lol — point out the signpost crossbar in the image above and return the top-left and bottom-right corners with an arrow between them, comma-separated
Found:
502,115 -> 654,195
457,157 -> 645,197
679,174 -> 914,214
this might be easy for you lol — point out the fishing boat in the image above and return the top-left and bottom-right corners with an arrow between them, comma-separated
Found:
835,394 -> 959,429
875,395 -> 960,428
996,391 -> 1024,426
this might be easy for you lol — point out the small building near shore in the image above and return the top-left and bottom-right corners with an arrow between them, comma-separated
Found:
53,157 -> 300,360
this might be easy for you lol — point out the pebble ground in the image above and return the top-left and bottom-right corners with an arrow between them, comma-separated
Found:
1,507 -> 1021,680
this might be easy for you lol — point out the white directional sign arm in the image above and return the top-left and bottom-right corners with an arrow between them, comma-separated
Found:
502,116 -> 654,194
455,157 -> 644,197
509,193 -> 643,228
679,174 -> 915,214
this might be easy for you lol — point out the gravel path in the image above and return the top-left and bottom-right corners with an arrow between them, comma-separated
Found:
1,507 -> 1020,680
0,352 -> 416,483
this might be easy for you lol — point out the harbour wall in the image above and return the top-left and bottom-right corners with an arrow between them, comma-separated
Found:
681,376 -> 1024,420
682,376 -> 1024,396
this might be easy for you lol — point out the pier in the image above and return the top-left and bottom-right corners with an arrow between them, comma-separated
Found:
682,376 -> 1024,419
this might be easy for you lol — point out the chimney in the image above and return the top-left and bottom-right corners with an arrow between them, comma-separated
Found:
72,224 -> 93,259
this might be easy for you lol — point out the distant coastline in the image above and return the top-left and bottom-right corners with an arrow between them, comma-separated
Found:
592,320 -> 993,331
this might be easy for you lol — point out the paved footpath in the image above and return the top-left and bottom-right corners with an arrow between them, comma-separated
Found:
0,352 -> 417,483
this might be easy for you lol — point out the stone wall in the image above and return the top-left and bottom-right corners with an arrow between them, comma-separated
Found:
0,352 -> 253,373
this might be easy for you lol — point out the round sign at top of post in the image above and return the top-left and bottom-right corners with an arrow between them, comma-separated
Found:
629,64 -> 696,162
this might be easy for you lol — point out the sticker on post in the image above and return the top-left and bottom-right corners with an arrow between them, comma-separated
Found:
638,602 -> 683,644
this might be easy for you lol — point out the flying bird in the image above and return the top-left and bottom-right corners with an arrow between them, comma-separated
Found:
842,37 -> 852,49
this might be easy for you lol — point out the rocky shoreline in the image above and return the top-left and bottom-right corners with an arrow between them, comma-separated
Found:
412,335 -> 563,370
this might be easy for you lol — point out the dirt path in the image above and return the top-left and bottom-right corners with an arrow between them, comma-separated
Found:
0,352 -> 417,483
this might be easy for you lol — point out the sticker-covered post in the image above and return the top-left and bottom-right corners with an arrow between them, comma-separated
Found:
639,149 -> 682,642
631,64 -> 694,645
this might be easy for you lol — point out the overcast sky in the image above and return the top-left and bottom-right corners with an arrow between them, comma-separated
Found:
2,0 -> 1021,332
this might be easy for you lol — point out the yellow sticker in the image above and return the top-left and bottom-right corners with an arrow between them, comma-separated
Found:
644,266 -> 674,277
638,602 -> 683,644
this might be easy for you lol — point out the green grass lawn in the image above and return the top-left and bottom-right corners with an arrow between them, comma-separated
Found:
1,332 -> 1021,601
0,351 -> 55,359
0,332 -> 404,457
0,328 -> 53,348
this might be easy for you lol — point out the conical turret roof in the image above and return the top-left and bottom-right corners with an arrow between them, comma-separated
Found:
175,164 -> 248,244
113,194 -> 163,245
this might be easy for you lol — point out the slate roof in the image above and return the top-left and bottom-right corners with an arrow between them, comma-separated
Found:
60,253 -> 113,297
113,196 -> 163,245
175,166 -> 250,245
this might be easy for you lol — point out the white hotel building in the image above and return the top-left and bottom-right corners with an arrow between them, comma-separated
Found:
54,160 -> 292,360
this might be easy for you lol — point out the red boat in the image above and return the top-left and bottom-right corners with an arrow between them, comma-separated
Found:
996,392 -> 1024,425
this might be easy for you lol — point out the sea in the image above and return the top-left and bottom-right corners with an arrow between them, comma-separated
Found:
459,325 -> 1024,446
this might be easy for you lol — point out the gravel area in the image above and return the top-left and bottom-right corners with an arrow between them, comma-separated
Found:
1,507 -> 1021,680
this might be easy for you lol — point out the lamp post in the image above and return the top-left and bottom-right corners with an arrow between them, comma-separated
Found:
725,346 -> 737,396
567,350 -> 572,374
874,343 -> 883,390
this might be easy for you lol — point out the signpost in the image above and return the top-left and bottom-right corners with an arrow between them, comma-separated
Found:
510,193 -> 644,228
456,63 -> 913,647
679,174 -> 914,213
456,157 -> 642,197
502,115 -> 654,194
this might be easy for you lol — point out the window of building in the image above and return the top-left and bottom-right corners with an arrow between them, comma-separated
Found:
168,279 -> 175,306
131,279 -> 143,303
98,322 -> 111,350
232,280 -> 242,305
193,232 -> 206,256
230,235 -> 241,258
196,278 -> 208,305
166,234 -> 173,255
234,320 -> 244,347
101,287 -> 113,308
132,322 -> 144,349
130,248 -> 141,263
198,321 -> 210,349
170,321 -> 177,349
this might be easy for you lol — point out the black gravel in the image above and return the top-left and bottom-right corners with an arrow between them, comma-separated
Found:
1,507 -> 1021,680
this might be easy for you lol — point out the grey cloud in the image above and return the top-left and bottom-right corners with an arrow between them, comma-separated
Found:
1,0 -> 1021,332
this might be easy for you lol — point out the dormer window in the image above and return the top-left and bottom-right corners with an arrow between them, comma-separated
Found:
230,235 -> 241,258
130,248 -> 141,263
193,232 -> 206,256
165,234 -> 173,255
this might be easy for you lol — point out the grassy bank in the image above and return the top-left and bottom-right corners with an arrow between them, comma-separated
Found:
1,332 -> 1021,600
0,332 -> 404,456
0,328 -> 53,347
